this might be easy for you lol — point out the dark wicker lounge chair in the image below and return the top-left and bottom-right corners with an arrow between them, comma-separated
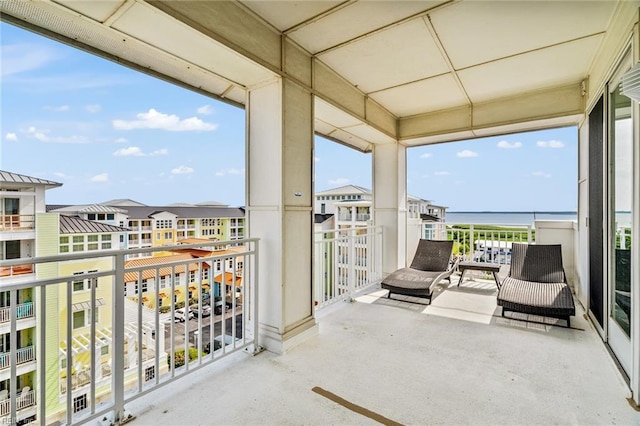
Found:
497,243 -> 575,327
381,239 -> 456,303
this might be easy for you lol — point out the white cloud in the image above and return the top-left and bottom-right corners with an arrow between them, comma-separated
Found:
85,104 -> 102,113
150,148 -> 168,156
434,171 -> 450,176
26,126 -> 89,144
457,150 -> 478,158
45,105 -> 69,112
172,166 -> 195,175
536,140 -> 564,148
5,133 -> 18,142
329,178 -> 349,185
420,153 -> 432,159
1,43 -> 58,77
215,167 -> 245,177
532,171 -> 552,178
113,108 -> 218,131
197,105 -> 214,115
114,147 -> 144,157
497,140 -> 522,149
53,172 -> 69,179
91,173 -> 109,182
115,137 -> 127,143
27,126 -> 49,142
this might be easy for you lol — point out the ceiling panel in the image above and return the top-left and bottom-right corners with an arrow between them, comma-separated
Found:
343,123 -> 395,144
318,18 -> 449,93
459,36 -> 603,103
370,74 -> 468,117
52,0 -> 126,23
315,98 -> 363,128
431,0 -> 617,69
288,1 -> 440,54
402,130 -> 476,146
111,2 -> 274,87
314,118 -> 337,136
240,1 -> 342,31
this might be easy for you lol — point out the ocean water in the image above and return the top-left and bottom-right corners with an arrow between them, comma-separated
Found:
445,211 -> 633,227
445,211 -> 577,226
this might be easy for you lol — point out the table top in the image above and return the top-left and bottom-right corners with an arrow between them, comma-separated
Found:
458,261 -> 501,272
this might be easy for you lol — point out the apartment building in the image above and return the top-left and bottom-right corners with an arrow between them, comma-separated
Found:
49,201 -> 245,258
315,185 -> 446,228
35,213 -> 136,420
0,170 -> 62,424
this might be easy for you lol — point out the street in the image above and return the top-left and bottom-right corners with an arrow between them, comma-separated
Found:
163,312 -> 244,351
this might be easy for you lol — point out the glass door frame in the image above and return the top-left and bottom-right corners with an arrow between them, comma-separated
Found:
606,48 -> 634,376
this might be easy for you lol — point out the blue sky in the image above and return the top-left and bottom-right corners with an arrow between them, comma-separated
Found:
1,22 -> 577,211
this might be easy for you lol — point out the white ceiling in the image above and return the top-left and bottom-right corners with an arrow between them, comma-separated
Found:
0,0 -> 623,151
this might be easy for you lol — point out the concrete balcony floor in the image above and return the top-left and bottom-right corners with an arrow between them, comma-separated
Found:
131,275 -> 639,425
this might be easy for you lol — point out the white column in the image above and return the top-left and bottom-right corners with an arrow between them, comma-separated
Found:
373,143 -> 407,275
246,78 -> 317,354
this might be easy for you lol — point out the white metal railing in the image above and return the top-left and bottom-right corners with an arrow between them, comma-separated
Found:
0,346 -> 35,370
0,302 -> 34,323
314,226 -> 383,309
337,214 -> 372,222
0,238 -> 259,425
422,222 -> 534,265
0,389 -> 36,417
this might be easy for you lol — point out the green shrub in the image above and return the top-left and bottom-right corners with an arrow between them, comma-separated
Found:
159,305 -> 171,314
176,301 -> 185,309
167,347 -> 201,369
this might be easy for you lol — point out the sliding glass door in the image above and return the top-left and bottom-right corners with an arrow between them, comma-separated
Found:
607,53 -> 633,374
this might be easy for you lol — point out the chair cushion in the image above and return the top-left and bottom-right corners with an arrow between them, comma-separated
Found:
381,268 -> 442,294
410,240 -> 453,272
497,277 -> 575,317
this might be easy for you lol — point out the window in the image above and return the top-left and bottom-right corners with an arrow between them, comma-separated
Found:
156,219 -> 173,229
156,232 -> 161,240
73,394 -> 88,413
141,279 -> 149,293
73,311 -> 85,329
73,308 -> 99,329
87,213 -> 96,220
164,231 -> 173,239
72,270 -> 98,292
107,214 -> 114,220
145,366 -> 155,382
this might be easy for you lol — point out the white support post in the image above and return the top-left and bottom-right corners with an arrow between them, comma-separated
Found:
246,78 -> 317,354
373,143 -> 407,274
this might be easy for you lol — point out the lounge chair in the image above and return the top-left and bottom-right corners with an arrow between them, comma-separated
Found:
497,243 -> 575,327
381,239 -> 457,303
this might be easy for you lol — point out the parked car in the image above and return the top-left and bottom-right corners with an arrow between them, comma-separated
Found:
174,308 -> 194,322
191,304 -> 211,317
204,334 -> 241,354
213,299 -> 234,315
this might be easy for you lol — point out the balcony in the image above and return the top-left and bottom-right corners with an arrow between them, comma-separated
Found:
0,302 -> 34,323
0,346 -> 35,371
0,264 -> 35,279
129,280 -> 635,425
0,215 -> 35,231
0,226 -> 636,424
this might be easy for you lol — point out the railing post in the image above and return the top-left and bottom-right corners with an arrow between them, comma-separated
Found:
527,225 -> 533,243
113,252 -> 127,423
469,225 -> 474,261
347,228 -> 356,302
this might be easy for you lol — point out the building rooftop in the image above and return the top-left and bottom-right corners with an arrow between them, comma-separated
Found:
0,170 -> 62,188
